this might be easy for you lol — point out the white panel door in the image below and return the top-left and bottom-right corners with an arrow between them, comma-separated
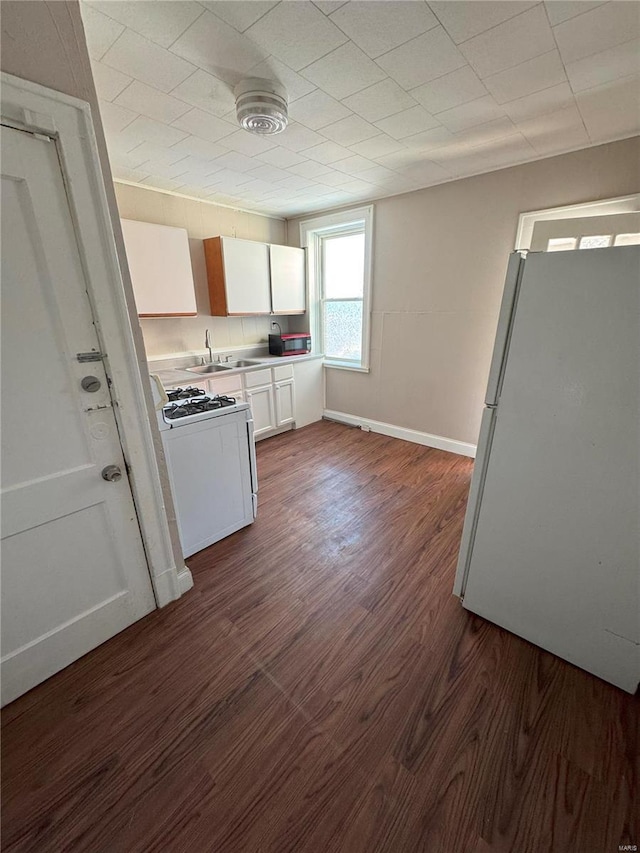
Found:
245,386 -> 276,438
1,125 -> 155,706
270,244 -> 306,313
461,247 -> 640,692
120,219 -> 197,317
221,237 -> 271,315
275,381 -> 295,426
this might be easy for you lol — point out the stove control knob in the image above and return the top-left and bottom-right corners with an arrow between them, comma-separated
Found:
81,375 -> 101,393
101,464 -> 122,482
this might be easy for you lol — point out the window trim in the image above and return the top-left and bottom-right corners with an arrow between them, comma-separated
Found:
299,205 -> 374,372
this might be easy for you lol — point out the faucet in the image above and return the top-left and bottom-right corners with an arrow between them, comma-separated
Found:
205,329 -> 213,363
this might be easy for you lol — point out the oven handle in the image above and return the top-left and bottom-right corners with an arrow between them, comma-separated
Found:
246,416 -> 258,496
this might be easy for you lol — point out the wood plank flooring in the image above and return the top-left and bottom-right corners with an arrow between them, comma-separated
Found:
2,420 -> 638,853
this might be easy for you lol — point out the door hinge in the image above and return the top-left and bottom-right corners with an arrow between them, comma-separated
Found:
77,351 -> 105,363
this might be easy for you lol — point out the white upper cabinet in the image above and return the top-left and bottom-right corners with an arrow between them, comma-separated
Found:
270,245 -> 306,314
205,236 -> 306,316
205,236 -> 271,316
120,219 -> 197,317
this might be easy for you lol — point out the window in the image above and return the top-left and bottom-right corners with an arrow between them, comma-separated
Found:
300,206 -> 373,371
547,237 -> 577,252
578,235 -> 612,249
614,233 -> 640,246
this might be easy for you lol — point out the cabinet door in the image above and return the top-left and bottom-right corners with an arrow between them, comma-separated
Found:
270,245 -> 306,314
222,237 -> 271,315
245,385 -> 275,438
275,380 -> 295,426
292,360 -> 323,428
121,219 -> 197,317
206,375 -> 243,400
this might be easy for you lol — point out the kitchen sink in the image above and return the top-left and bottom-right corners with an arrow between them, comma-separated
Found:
226,359 -> 262,367
183,364 -> 232,374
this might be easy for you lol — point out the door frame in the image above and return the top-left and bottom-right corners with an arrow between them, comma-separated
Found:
1,72 -> 192,606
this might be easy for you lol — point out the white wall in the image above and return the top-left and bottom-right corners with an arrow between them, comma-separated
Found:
114,183 -> 287,358
289,136 -> 640,447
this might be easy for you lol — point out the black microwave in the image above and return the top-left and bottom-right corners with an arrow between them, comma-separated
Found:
268,333 -> 311,356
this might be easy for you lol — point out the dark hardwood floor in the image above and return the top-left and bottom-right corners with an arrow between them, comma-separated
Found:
2,420 -> 637,853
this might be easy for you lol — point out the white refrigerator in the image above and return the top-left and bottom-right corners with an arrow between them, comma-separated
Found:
453,246 -> 639,693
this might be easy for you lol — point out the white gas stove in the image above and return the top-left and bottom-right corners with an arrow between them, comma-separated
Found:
150,380 -> 257,557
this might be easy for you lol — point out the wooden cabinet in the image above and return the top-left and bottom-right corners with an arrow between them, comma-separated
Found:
204,236 -> 306,317
204,236 -> 271,316
270,245 -> 306,314
121,219 -> 197,317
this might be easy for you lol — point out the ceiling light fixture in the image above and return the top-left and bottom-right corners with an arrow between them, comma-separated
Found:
234,77 -> 288,136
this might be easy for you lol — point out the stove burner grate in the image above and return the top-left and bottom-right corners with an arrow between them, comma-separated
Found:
163,394 -> 238,420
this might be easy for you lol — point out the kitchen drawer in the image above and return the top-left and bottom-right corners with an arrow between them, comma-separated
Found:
244,368 -> 272,389
273,364 -> 294,382
207,374 -> 243,396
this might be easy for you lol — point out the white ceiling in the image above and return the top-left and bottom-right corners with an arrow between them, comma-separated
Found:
82,0 -> 640,218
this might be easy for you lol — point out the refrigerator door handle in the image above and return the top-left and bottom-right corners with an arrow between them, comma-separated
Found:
485,252 -> 526,406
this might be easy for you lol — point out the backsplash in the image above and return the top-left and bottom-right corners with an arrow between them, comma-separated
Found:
114,182 -> 291,358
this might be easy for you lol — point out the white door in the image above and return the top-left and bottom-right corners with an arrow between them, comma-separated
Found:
222,237 -> 271,315
274,381 -> 295,426
1,125 -> 156,707
270,244 -> 306,313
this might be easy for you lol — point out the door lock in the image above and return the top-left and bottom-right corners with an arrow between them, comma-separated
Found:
101,465 -> 122,482
81,375 -> 101,393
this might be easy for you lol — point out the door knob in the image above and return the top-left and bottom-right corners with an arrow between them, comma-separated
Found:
101,465 -> 122,482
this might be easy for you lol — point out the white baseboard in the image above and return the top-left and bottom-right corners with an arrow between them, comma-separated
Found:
177,565 -> 194,595
323,410 -> 477,458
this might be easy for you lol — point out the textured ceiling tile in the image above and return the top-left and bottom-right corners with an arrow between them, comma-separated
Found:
247,57 -> 317,102
459,6 -> 555,78
220,130 -> 278,156
300,42 -> 386,99
410,65 -> 487,114
288,90 -> 352,130
170,10 -> 264,83
351,134 -> 406,159
565,39 -> 640,93
574,74 -> 640,140
376,27 -> 467,89
330,154 -> 377,174
92,61 -> 132,101
329,1 -> 438,58
115,80 -> 191,124
257,147 -> 308,168
171,108 -> 237,143
502,82 -> 576,122
553,1 -> 640,63
201,1 -> 279,33
245,1 -> 348,71
170,70 -> 236,117
170,136 -> 231,160
287,160 -> 335,179
514,103 -> 590,153
483,50 -> 567,104
343,78 -> 417,122
99,99 -> 138,134
212,151 -> 262,173
375,105 -> 441,139
80,5 -> 125,60
275,124 -> 326,152
434,95 -> 506,132
402,125 -> 456,152
102,29 -> 196,93
449,116 -> 518,148
86,0 -> 203,48
313,1 -> 349,13
321,114 -> 380,145
544,1 -> 605,26
304,140 -> 354,163
429,1 -> 537,44
118,115 -> 189,150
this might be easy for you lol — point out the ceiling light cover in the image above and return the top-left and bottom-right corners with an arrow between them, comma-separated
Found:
235,78 -> 288,136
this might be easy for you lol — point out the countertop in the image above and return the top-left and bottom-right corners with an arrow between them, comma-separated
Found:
152,352 -> 324,387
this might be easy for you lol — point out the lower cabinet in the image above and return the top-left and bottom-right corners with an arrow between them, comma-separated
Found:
164,360 -> 320,442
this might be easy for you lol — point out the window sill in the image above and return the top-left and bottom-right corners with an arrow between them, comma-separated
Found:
323,361 -> 370,373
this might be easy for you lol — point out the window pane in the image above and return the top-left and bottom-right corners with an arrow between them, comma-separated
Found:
324,300 -> 362,362
614,233 -> 640,246
547,237 -> 577,252
578,235 -> 612,249
323,233 -> 364,299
